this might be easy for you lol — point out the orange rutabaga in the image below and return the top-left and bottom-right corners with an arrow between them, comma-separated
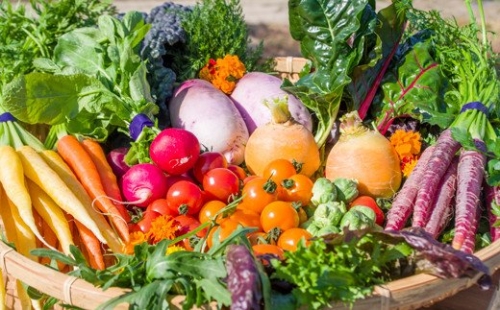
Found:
325,111 -> 402,199
244,97 -> 321,177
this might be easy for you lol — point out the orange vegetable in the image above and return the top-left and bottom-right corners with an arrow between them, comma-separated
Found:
244,97 -> 320,177
74,219 -> 105,270
56,135 -> 130,243
325,111 -> 402,198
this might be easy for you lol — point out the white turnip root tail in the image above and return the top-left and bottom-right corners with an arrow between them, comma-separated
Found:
384,145 -> 435,231
412,129 -> 461,228
485,183 -> 500,242
452,149 -> 486,253
424,156 -> 458,238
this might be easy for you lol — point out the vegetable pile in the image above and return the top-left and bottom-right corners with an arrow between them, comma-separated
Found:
0,0 -> 499,309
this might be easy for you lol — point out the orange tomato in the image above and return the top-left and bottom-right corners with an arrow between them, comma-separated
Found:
260,201 -> 299,233
230,208 -> 262,232
263,158 -> 298,185
280,174 -> 314,206
198,200 -> 226,224
252,244 -> 285,263
277,227 -> 312,252
206,217 -> 240,248
239,176 -> 278,214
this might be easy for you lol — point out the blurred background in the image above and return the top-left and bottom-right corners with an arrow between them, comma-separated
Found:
111,0 -> 500,58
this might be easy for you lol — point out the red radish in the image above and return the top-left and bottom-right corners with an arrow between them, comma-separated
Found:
424,156 -> 458,238
411,129 -> 461,228
121,163 -> 168,208
325,111 -> 401,198
452,149 -> 486,253
149,128 -> 200,175
384,145 -> 435,231
192,151 -> 228,184
106,147 -> 130,179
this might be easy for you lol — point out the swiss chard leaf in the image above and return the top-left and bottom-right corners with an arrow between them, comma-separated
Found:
283,0 -> 372,148
370,40 -> 450,133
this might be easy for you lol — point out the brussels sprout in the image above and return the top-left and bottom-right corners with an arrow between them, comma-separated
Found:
302,201 -> 347,236
339,206 -> 376,231
311,177 -> 337,206
333,178 -> 359,204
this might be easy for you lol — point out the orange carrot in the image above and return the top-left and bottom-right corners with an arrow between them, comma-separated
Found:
39,220 -> 59,266
80,138 -> 131,223
56,135 -> 130,243
73,219 -> 106,270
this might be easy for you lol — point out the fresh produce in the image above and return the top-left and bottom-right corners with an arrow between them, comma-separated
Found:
244,97 -> 320,177
350,196 -> 385,227
149,127 -> 201,174
230,72 -> 313,134
120,163 -> 168,208
203,168 -> 241,203
277,228 -> 312,252
325,111 -> 402,198
260,201 -> 300,233
166,180 -> 204,216
168,79 -> 249,164
106,147 -> 131,179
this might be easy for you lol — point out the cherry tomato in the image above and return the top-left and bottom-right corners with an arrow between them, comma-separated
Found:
206,217 -> 240,248
230,208 -> 262,232
280,174 -> 314,206
198,200 -> 226,224
173,215 -> 204,251
227,164 -> 247,181
166,180 -> 204,216
277,227 -> 312,252
263,158 -> 298,185
147,198 -> 177,217
252,244 -> 285,264
350,195 -> 385,226
135,210 -> 161,233
238,176 -> 278,214
192,152 -> 228,184
203,168 -> 240,202
260,201 -> 299,233
164,174 -> 194,193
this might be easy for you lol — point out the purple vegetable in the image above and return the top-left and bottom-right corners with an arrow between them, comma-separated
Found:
230,72 -> 313,135
485,183 -> 500,242
129,113 -> 154,141
106,147 -> 130,179
226,244 -> 262,310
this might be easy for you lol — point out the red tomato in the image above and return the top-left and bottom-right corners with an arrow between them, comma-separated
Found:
147,198 -> 177,217
238,176 -> 278,214
198,200 -> 226,224
260,201 -> 299,233
280,174 -> 314,206
350,195 -> 385,226
174,215 -> 206,251
166,180 -> 204,216
277,228 -> 312,252
135,210 -> 161,233
263,159 -> 298,185
206,218 -> 240,248
164,174 -> 194,193
192,152 -> 228,184
202,168 -> 240,202
227,164 -> 248,181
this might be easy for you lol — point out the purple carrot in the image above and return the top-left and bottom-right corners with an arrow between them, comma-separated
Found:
412,129 -> 461,228
485,183 -> 500,242
460,198 -> 483,254
384,145 -> 435,231
424,156 -> 459,238
452,149 -> 486,253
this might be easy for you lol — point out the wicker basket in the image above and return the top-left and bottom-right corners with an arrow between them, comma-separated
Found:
1,57 -> 499,310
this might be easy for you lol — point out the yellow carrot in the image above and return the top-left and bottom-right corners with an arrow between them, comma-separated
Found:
15,145 -> 107,245
39,149 -> 125,254
6,191 -> 37,261
0,145 -> 53,250
0,187 -> 5,310
26,179 -> 74,256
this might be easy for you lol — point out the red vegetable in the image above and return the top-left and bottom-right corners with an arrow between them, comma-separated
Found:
350,196 -> 385,226
121,163 -> 168,208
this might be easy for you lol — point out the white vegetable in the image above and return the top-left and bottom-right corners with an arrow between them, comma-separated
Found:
230,72 -> 313,134
168,79 -> 249,165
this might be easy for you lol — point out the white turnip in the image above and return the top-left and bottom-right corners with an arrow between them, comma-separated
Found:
230,72 -> 313,135
168,79 -> 249,165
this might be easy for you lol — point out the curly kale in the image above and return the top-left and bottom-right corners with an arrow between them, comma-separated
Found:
140,2 -> 192,127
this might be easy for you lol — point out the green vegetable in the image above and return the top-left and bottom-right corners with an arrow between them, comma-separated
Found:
339,206 -> 376,231
272,230 -> 412,309
333,178 -> 359,204
310,177 -> 337,206
302,201 -> 347,236
1,12 -> 159,151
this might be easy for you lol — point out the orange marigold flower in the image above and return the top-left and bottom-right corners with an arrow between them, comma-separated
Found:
124,231 -> 147,254
199,54 -> 246,94
389,129 -> 422,159
402,156 -> 419,178
146,215 -> 178,244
